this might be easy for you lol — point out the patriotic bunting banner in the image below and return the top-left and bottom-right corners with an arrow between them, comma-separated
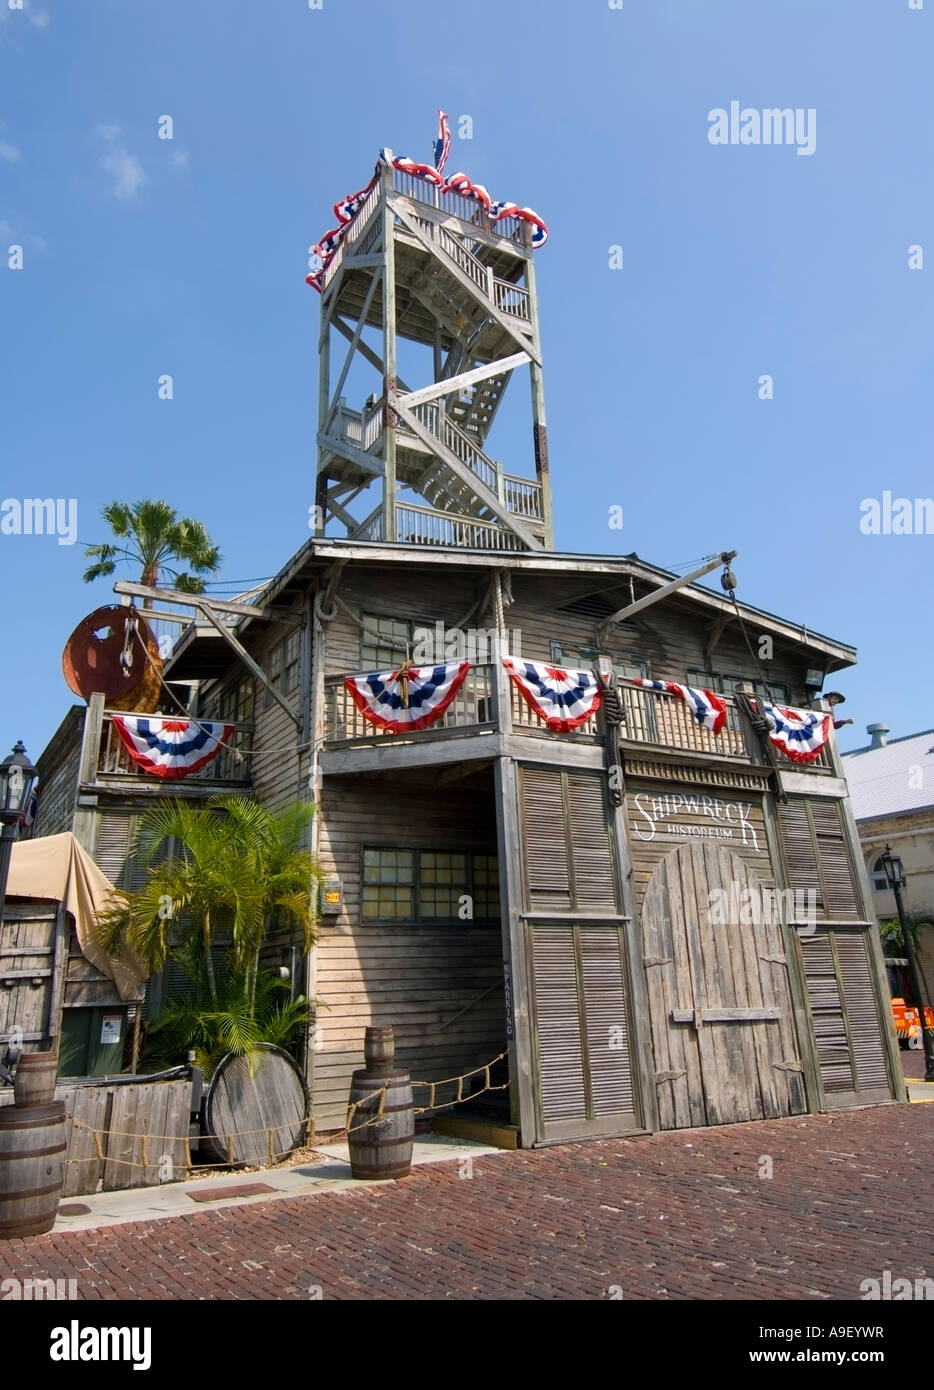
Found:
758,703 -> 832,764
344,662 -> 472,733
433,110 -> 452,173
112,717 -> 234,780
503,658 -> 601,732
306,127 -> 549,293
634,679 -> 727,735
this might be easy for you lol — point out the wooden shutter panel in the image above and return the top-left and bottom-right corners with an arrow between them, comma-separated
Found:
530,923 -> 637,1137
521,767 -> 572,912
799,932 -> 852,1093
779,799 -> 862,922
95,812 -> 136,890
579,926 -> 634,1117
567,773 -> 618,914
530,924 -> 585,1123
809,801 -> 860,920
834,932 -> 889,1092
799,927 -> 892,1106
521,767 -> 617,915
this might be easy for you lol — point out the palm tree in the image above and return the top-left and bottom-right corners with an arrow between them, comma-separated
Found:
98,796 -> 320,1020
82,499 -> 221,595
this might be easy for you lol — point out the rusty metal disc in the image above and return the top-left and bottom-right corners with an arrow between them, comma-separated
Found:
62,605 -> 163,709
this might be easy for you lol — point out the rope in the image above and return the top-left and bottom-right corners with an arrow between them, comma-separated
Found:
63,1050 -> 510,1173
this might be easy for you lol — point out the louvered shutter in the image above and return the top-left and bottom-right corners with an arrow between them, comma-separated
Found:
567,773 -> 618,914
521,766 -> 572,911
520,767 -> 617,914
778,799 -> 862,922
529,923 -> 637,1139
95,812 -> 137,890
798,928 -> 892,1107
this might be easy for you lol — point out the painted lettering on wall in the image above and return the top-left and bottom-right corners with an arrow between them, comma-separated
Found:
632,790 -> 761,851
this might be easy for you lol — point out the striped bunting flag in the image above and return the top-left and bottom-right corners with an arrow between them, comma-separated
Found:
344,662 -> 472,733
634,679 -> 727,735
503,658 -> 601,732
111,717 -> 234,780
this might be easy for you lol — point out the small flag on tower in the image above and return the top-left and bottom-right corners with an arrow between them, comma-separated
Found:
433,110 -> 452,173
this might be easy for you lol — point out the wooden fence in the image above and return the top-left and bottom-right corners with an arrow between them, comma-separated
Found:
0,1078 -> 193,1196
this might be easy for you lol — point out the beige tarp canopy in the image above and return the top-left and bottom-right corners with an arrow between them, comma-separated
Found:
7,832 -> 148,1001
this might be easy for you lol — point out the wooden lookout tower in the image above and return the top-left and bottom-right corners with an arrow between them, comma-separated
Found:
311,140 -> 553,552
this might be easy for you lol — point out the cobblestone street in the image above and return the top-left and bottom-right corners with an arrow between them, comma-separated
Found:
2,1103 -> 931,1301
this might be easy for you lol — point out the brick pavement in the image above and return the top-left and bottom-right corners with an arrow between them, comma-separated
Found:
1,1104 -> 931,1300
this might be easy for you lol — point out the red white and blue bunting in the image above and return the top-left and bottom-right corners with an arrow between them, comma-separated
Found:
759,703 -> 832,765
306,123 -> 549,293
634,679 -> 727,735
112,717 -> 234,781
503,658 -> 601,733
344,662 -> 472,733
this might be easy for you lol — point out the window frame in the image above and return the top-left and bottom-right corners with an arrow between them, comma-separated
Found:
687,667 -> 790,706
360,845 -> 501,927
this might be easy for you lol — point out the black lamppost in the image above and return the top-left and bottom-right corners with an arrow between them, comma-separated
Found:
0,741 -> 38,929
879,844 -> 934,1083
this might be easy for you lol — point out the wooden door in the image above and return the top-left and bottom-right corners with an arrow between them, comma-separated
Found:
519,765 -> 641,1142
0,901 -> 67,1050
797,927 -> 893,1108
641,841 -> 806,1128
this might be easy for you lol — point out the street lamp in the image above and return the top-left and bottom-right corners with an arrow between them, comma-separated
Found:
879,844 -> 934,1083
0,741 -> 38,931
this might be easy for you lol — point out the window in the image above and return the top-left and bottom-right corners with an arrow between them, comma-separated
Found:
688,668 -> 789,705
360,615 -> 417,671
265,642 -> 283,709
219,676 -> 253,725
362,847 -> 500,924
284,630 -> 300,693
548,642 -> 647,682
870,855 -> 891,893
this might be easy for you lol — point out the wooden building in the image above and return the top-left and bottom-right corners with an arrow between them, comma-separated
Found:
28,150 -> 903,1144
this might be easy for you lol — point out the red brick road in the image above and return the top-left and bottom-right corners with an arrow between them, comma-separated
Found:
2,1105 -> 932,1300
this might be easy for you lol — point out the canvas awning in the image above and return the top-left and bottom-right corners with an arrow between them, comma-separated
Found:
7,832 -> 148,1001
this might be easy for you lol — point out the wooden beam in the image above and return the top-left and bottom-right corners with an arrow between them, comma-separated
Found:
327,269 -> 383,421
315,431 -> 386,479
330,315 -> 412,394
195,602 -> 301,728
112,581 -> 300,624
603,552 -> 737,627
397,352 -> 530,411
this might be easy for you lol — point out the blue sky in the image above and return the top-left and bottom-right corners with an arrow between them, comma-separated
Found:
1,0 -> 931,764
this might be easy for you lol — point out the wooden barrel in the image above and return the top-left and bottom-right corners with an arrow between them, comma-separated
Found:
0,1101 -> 66,1239
363,1025 -> 396,1073
13,1052 -> 58,1108
200,1044 -> 308,1168
347,1068 -> 414,1181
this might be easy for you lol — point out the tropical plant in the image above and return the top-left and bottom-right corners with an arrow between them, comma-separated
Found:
879,916 -> 920,957
145,966 -> 312,1077
98,796 -> 320,1063
82,499 -> 221,595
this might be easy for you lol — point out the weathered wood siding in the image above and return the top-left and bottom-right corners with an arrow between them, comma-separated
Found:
312,772 -> 504,1131
32,706 -> 84,839
322,565 -> 813,700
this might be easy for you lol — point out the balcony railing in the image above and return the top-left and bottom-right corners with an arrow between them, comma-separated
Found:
97,713 -> 252,786
390,168 -> 527,249
320,666 -> 834,774
324,666 -> 495,744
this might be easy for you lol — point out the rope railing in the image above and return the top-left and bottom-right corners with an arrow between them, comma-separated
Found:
64,1050 -> 510,1176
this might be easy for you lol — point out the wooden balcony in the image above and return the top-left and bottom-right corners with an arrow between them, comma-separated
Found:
321,669 -> 834,777
94,712 -> 253,789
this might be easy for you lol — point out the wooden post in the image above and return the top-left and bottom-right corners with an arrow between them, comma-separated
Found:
317,292 -> 330,536
381,166 -> 397,543
522,233 -> 554,550
494,756 -> 537,1145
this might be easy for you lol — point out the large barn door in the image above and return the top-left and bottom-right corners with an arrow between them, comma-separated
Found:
641,841 -> 806,1128
519,766 -> 641,1143
797,928 -> 892,1108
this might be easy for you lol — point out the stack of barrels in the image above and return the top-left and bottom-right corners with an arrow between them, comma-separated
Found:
347,1026 -> 414,1181
0,1051 -> 66,1239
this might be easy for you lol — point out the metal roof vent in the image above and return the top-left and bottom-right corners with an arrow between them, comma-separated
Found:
867,723 -> 890,749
